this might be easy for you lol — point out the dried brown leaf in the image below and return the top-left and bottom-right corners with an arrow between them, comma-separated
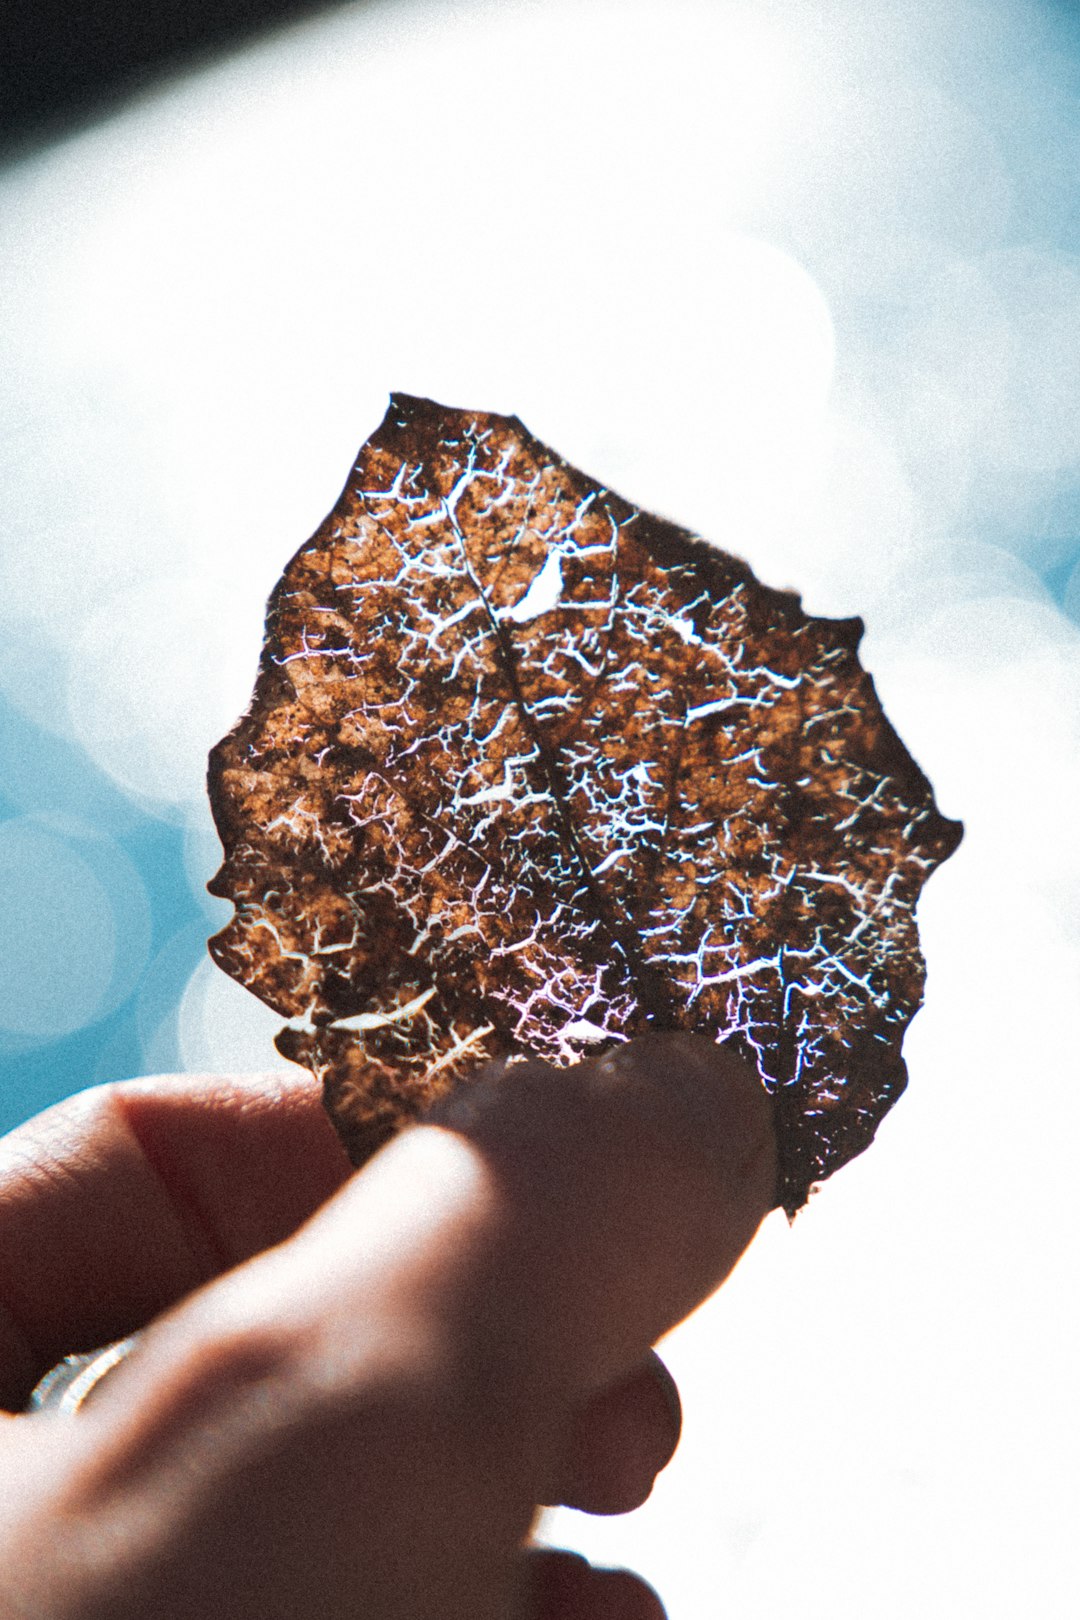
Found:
208,395 -> 961,1213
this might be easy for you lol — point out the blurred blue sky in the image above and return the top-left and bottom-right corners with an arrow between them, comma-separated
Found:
0,703 -> 203,1122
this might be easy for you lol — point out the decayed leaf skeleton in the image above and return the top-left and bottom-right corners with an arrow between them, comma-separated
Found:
208,395 -> 961,1213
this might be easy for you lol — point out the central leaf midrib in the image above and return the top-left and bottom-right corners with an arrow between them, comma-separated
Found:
466,558 -> 679,1034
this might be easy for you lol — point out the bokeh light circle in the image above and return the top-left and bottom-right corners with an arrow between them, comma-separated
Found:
0,818 -> 150,1039
177,954 -> 285,1075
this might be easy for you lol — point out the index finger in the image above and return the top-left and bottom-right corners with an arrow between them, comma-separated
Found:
0,1071 -> 351,1409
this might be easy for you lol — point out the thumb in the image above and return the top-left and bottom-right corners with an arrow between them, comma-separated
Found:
423,1032 -> 778,1395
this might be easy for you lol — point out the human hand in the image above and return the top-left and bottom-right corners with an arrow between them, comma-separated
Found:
0,1034 -> 776,1618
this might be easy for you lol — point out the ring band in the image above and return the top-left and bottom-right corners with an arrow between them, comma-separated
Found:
26,1335 -> 142,1415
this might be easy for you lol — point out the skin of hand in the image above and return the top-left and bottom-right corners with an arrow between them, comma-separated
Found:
0,1033 -> 777,1619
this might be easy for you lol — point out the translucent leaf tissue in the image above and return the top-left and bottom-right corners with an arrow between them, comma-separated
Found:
208,396 -> 961,1214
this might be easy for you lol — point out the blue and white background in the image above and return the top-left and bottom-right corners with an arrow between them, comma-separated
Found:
1,0 -> 1078,1612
